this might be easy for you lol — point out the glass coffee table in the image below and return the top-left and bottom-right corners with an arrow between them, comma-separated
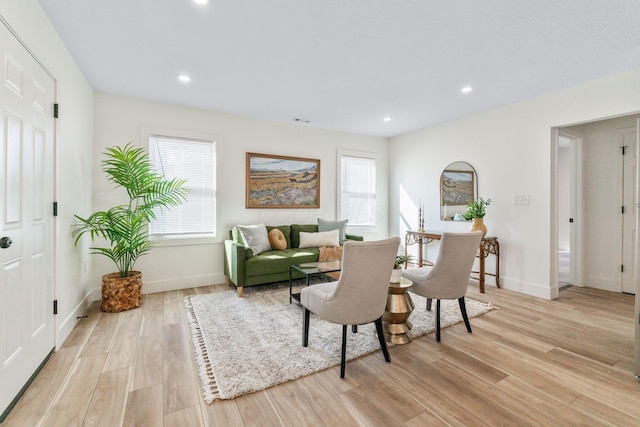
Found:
289,260 -> 342,303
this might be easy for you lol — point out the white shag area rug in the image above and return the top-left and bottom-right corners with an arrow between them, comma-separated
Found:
185,282 -> 494,403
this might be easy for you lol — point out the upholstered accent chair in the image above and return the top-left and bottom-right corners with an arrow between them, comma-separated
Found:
299,237 -> 401,378
402,231 -> 483,342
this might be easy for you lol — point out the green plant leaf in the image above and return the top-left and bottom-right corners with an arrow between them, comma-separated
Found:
72,142 -> 189,276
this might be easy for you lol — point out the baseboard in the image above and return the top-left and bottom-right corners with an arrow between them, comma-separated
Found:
499,277 -> 555,300
56,290 -> 95,348
142,273 -> 227,294
85,273 -> 228,303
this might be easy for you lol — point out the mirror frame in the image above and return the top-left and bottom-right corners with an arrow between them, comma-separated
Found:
439,161 -> 478,221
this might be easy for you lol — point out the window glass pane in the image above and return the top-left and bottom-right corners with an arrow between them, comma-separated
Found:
149,135 -> 216,236
340,155 -> 376,226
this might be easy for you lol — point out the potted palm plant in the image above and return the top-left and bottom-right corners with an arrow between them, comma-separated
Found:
464,197 -> 491,236
72,143 -> 189,312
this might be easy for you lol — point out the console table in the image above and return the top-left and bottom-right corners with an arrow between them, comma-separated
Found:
404,230 -> 500,293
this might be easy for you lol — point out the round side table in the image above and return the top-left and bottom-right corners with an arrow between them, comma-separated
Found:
382,277 -> 414,344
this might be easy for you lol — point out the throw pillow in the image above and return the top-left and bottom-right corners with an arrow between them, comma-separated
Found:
318,218 -> 348,244
237,223 -> 271,255
299,229 -> 340,248
268,228 -> 287,251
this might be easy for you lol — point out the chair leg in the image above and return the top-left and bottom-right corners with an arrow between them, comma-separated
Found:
374,317 -> 391,363
426,298 -> 432,311
459,297 -> 472,333
352,325 -> 358,333
340,325 -> 348,378
436,299 -> 441,342
303,308 -> 310,347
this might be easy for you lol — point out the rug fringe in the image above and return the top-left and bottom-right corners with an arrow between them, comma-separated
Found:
185,295 -> 221,403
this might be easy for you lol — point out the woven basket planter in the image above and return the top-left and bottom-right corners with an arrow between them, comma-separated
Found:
101,271 -> 143,313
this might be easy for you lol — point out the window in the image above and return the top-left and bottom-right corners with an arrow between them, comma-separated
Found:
148,134 -> 216,238
339,152 -> 376,227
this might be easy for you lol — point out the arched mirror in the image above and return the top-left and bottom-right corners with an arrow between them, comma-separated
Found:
440,161 -> 477,221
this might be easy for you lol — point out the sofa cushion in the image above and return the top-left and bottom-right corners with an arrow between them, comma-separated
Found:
245,248 -> 319,277
291,224 -> 318,248
318,218 -> 348,244
237,223 -> 271,255
268,228 -> 288,250
266,225 -> 292,249
299,230 -> 340,248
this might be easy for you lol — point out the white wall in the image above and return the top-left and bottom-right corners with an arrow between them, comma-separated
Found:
0,0 -> 95,346
92,92 -> 389,295
390,69 -> 640,300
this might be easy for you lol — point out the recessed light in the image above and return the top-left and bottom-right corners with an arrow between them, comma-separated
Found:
193,0 -> 209,4
461,86 -> 473,93
383,116 -> 392,122
178,74 -> 191,83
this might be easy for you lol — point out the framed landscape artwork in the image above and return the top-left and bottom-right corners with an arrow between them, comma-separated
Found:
246,152 -> 320,208
440,170 -> 474,205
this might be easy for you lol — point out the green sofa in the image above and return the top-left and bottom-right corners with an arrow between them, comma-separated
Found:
223,224 -> 363,296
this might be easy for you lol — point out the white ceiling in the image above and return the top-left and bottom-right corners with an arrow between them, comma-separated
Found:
37,0 -> 640,138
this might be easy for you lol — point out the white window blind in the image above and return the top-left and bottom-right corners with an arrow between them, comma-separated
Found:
340,155 -> 376,226
149,135 -> 216,236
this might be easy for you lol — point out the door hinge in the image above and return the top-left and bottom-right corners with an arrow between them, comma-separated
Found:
622,206 -> 625,214
53,300 -> 58,315
53,202 -> 58,216
54,103 -> 59,118
621,264 -> 624,273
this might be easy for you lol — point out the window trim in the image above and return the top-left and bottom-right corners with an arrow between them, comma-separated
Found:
337,149 -> 378,232
142,127 -> 219,247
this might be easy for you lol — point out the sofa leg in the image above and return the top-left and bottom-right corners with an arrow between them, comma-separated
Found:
237,286 -> 243,297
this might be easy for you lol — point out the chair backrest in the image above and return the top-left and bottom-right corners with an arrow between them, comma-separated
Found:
327,237 -> 400,325
417,231 -> 483,299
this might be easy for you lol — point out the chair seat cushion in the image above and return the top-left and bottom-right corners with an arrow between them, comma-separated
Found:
300,281 -> 338,312
402,266 -> 434,282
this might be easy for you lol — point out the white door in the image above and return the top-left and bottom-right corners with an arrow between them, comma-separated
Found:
0,20 -> 55,415
622,127 -> 637,294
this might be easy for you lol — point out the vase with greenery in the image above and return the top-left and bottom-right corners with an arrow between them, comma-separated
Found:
464,197 -> 491,236
391,254 -> 414,283
72,143 -> 189,312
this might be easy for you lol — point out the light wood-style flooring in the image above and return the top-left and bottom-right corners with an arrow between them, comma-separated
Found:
3,283 -> 639,426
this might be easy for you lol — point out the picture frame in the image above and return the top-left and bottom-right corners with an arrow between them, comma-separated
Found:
246,152 -> 320,208
440,170 -> 474,205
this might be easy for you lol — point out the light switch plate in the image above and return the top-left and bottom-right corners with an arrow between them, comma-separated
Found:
514,194 -> 530,205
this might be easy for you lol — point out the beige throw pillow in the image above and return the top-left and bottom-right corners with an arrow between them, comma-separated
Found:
298,230 -> 340,248
268,228 -> 287,250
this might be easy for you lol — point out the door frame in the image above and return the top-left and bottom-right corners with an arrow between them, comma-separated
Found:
552,128 -> 585,294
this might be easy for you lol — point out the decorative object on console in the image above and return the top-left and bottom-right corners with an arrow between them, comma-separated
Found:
440,161 -> 477,221
72,143 -> 189,312
246,152 -> 320,208
465,197 -> 491,236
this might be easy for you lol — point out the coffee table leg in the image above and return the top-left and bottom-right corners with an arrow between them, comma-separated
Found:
289,266 -> 293,303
